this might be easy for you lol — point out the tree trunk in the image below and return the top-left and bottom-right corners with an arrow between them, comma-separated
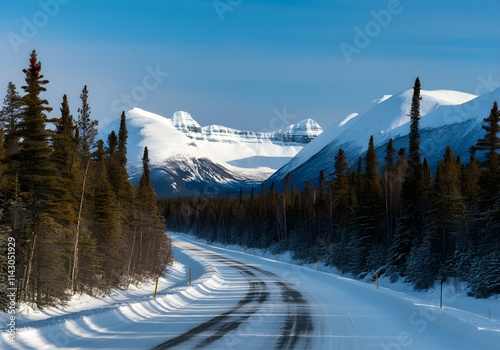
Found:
71,157 -> 90,292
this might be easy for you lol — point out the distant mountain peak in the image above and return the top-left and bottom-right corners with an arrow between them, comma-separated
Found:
266,87 -> 486,189
99,108 -> 322,197
172,110 -> 202,134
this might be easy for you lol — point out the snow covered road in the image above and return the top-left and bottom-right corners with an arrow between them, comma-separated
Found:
2,233 -> 500,349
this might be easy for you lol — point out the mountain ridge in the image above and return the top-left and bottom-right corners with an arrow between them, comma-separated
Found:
99,108 -> 322,197
265,88 -> 499,191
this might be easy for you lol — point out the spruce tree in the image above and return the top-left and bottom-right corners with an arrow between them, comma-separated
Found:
0,82 -> 23,156
76,85 -> 98,156
52,95 -> 79,181
107,113 -> 132,204
359,136 -> 383,243
14,50 -> 73,305
107,131 -> 118,155
118,111 -> 128,167
391,78 -> 425,273
382,139 -> 398,240
462,148 -> 480,205
409,77 -> 421,168
433,146 -> 464,271
134,147 -> 172,276
474,101 -> 500,207
90,142 -> 122,288
332,148 -> 349,214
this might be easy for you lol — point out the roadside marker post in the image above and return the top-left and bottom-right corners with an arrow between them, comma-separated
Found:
153,276 -> 159,298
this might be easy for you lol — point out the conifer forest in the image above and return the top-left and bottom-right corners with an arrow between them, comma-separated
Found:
1,51 -> 499,314
0,50 -> 173,310
161,77 -> 500,299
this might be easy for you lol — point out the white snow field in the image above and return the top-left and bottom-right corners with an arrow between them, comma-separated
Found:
2,233 -> 500,349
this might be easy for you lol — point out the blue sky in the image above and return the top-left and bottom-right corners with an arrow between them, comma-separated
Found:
0,0 -> 499,131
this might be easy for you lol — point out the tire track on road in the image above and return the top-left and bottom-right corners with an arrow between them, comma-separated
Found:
152,243 -> 314,349
152,261 -> 268,349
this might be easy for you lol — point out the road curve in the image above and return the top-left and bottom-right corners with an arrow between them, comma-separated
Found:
152,245 -> 313,350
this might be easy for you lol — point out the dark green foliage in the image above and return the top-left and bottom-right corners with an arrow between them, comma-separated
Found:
118,111 -> 128,167
467,251 -> 500,298
160,95 -> 500,299
130,147 -> 172,277
474,101 -> 500,207
409,77 -> 421,168
0,82 -> 23,155
0,51 -> 173,307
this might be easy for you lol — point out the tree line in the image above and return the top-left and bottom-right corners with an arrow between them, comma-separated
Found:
0,50 -> 173,309
161,78 -> 500,298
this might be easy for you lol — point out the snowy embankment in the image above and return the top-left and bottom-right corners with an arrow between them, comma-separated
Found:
1,232 -> 499,349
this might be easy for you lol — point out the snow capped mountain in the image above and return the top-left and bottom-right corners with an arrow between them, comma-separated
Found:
172,111 -> 202,134
99,108 -> 322,197
169,111 -> 322,145
265,87 -> 496,190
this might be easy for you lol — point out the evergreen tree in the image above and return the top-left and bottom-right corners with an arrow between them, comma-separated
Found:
433,146 -> 464,273
408,77 -> 421,168
332,148 -> 349,215
90,145 -> 122,288
391,78 -> 425,273
473,101 -> 500,207
52,95 -> 79,181
358,136 -> 383,243
133,147 -> 172,276
0,82 -> 23,155
107,131 -> 118,155
14,50 -> 75,305
107,114 -> 132,204
76,85 -> 98,156
118,111 -> 128,167
382,139 -> 399,242
462,148 -> 480,205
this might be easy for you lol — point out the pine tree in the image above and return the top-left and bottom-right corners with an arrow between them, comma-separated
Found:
76,85 -> 98,156
90,144 -> 122,288
473,101 -> 500,207
358,136 -> 383,244
382,139 -> 399,242
409,77 -> 421,168
133,147 -> 172,276
391,78 -> 425,273
332,148 -> 349,215
461,148 -> 480,205
118,111 -> 128,167
107,114 -> 132,204
0,82 -> 23,156
107,131 -> 118,155
14,50 -> 75,305
433,146 -> 464,272
52,95 -> 79,181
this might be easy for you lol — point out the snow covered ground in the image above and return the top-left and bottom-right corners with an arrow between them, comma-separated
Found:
1,232 -> 500,349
